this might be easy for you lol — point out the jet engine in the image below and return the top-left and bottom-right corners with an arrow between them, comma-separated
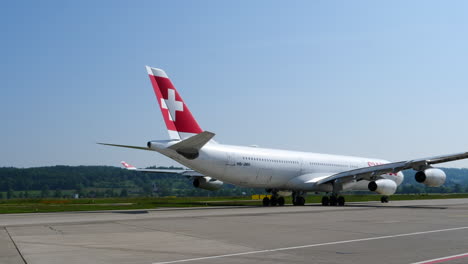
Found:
415,168 -> 446,187
193,177 -> 223,191
368,179 -> 397,195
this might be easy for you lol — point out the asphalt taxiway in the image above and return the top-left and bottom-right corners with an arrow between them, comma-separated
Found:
1,199 -> 468,264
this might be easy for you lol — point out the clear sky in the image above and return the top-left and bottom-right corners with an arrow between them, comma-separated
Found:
2,1 -> 468,168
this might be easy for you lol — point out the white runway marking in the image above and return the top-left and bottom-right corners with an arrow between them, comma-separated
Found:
410,252 -> 468,264
152,226 -> 468,264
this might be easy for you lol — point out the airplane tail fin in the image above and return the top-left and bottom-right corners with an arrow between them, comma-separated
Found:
146,66 -> 202,140
121,161 -> 137,170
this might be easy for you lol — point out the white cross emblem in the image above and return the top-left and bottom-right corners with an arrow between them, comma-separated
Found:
161,88 -> 184,121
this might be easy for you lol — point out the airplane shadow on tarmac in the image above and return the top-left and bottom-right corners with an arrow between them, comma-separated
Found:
308,203 -> 448,210
108,203 -> 448,214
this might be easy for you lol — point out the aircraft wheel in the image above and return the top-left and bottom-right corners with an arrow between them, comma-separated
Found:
321,196 -> 329,206
381,196 -> 389,203
262,197 -> 270,206
297,196 -> 305,206
329,196 -> 337,206
270,197 -> 278,206
338,196 -> 345,206
277,197 -> 285,206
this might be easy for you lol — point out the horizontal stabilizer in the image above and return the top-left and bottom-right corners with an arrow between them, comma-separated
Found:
98,143 -> 153,151
168,131 -> 215,159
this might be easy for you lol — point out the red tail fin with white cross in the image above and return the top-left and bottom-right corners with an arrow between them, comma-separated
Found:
146,66 -> 203,140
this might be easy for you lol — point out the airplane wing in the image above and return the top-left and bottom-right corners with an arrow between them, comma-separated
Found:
316,152 -> 468,185
120,161 -> 203,176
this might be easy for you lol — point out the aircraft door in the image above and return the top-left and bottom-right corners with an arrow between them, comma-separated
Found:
226,153 -> 236,167
256,168 -> 273,185
224,152 -> 257,186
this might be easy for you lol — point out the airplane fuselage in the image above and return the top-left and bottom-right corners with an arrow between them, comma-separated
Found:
152,141 -> 404,192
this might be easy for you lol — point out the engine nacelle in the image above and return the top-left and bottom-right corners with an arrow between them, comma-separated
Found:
415,168 -> 446,187
368,179 -> 397,195
193,177 -> 223,191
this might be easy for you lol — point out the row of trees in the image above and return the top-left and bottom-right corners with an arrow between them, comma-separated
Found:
0,165 -> 261,198
0,166 -> 467,198
397,183 -> 468,194
0,186 -> 131,199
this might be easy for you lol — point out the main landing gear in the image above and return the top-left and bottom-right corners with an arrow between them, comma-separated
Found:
292,191 -> 306,206
262,190 -> 285,206
262,190 -> 306,206
322,194 -> 345,206
262,196 -> 285,206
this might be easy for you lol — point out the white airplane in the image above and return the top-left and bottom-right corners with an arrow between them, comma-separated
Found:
100,66 -> 468,206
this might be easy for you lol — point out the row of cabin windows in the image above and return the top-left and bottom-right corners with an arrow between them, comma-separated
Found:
240,157 -> 359,168
309,162 -> 347,167
309,162 -> 359,168
242,157 -> 299,164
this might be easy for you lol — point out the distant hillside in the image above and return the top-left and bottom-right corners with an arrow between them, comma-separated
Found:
0,166 -> 466,198
0,165 -> 261,198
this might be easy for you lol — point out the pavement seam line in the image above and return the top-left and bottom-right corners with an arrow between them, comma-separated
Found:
151,226 -> 468,264
4,227 -> 28,264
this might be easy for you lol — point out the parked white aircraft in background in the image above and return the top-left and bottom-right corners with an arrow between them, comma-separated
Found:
100,66 -> 468,206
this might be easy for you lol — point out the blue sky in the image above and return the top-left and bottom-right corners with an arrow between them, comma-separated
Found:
2,1 -> 468,168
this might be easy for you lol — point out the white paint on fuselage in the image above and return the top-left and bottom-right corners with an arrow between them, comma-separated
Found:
153,142 -> 404,192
